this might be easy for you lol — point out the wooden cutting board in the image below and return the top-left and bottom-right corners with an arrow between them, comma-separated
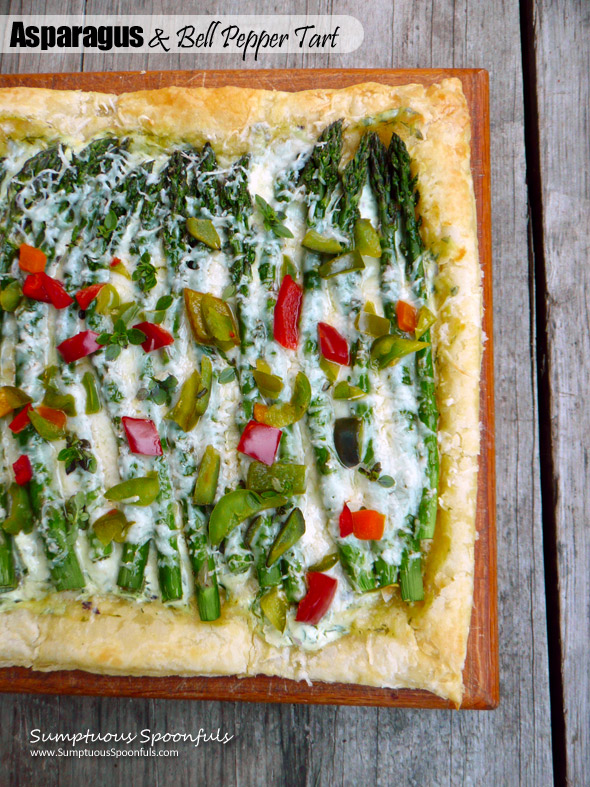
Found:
0,68 -> 496,709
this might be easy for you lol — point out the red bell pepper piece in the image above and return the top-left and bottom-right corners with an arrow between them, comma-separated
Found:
13,455 -> 33,486
396,300 -> 418,333
317,322 -> 350,365
133,321 -> 174,353
23,272 -> 73,309
75,283 -> 104,310
22,273 -> 51,303
110,257 -> 122,267
57,330 -> 101,363
19,243 -> 46,273
339,503 -> 354,537
296,572 -> 338,625
273,275 -> 303,350
122,416 -> 163,456
352,509 -> 386,540
237,420 -> 282,466
9,403 -> 33,434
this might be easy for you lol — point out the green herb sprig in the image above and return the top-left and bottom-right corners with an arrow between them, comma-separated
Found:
255,195 -> 294,239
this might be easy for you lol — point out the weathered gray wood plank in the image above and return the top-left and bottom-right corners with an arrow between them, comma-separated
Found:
0,0 -> 553,785
533,1 -> 590,784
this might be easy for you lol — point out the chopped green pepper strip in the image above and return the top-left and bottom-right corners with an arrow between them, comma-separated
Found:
243,515 -> 265,550
208,489 -> 288,546
302,229 -> 343,254
354,218 -> 382,257
42,385 -> 77,416
253,369 -> 284,399
318,250 -> 365,279
95,283 -> 120,315
105,474 -> 160,507
0,281 -> 23,312
247,461 -> 307,496
266,507 -> 305,567
334,417 -> 362,468
319,355 -> 340,383
193,445 -> 221,505
308,553 -> 339,573
260,585 -> 288,632
0,386 -> 32,412
167,357 -> 212,432
2,483 -> 34,535
333,381 -> 366,400
184,288 -> 240,351
28,410 -> 66,441
255,372 -> 311,428
82,371 -> 101,414
355,310 -> 390,337
370,335 -> 430,369
415,306 -> 436,339
93,509 -> 133,546
186,217 -> 221,249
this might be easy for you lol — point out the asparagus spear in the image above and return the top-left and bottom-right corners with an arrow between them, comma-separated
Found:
298,121 -> 377,592
158,145 -> 222,618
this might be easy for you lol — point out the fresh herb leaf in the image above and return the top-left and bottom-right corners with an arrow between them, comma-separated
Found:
221,284 -> 236,301
58,435 -> 97,475
377,475 -> 395,488
218,367 -> 236,384
255,194 -> 294,239
97,319 -> 146,354
140,375 -> 178,407
155,295 -> 173,311
132,251 -> 157,292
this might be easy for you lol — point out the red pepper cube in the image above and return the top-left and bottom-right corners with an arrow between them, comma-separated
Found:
296,572 -> 338,625
133,322 -> 174,353
318,322 -> 350,365
273,275 -> 303,350
57,330 -> 101,364
13,455 -> 33,485
237,420 -> 282,466
9,403 -> 33,434
75,283 -> 104,311
122,416 -> 163,456
396,300 -> 418,333
351,509 -> 386,541
339,502 -> 354,538
22,273 -> 51,303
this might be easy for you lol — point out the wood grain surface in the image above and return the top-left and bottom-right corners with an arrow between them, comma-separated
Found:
0,66 -> 497,711
0,0 -> 560,784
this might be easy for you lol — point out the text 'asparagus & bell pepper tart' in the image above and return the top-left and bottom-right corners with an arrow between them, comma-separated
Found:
0,79 -> 481,704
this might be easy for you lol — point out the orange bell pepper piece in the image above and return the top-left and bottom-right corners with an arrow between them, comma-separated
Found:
35,404 -> 67,430
351,509 -> 386,540
19,243 -> 47,273
396,300 -> 418,333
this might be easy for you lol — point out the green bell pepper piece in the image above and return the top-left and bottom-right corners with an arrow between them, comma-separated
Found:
105,474 -> 160,507
355,310 -> 390,338
0,281 -> 23,312
95,283 -> 120,315
319,250 -> 365,279
302,229 -> 343,255
93,509 -> 133,546
266,507 -> 305,567
28,410 -> 66,441
209,489 -> 288,546
415,306 -> 437,339
319,355 -> 340,382
333,381 -> 365,400
253,369 -> 284,400
308,552 -> 339,573
193,445 -> 221,505
354,218 -> 382,257
82,371 -> 101,414
370,335 -> 430,369
2,483 -> 33,535
255,372 -> 311,428
186,217 -> 221,250
167,357 -> 212,432
42,385 -> 77,416
247,461 -> 307,496
260,585 -> 288,633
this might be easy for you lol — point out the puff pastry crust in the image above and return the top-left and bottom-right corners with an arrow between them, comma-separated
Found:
0,79 -> 481,705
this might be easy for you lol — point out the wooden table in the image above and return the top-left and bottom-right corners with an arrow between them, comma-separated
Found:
0,0 -> 586,784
